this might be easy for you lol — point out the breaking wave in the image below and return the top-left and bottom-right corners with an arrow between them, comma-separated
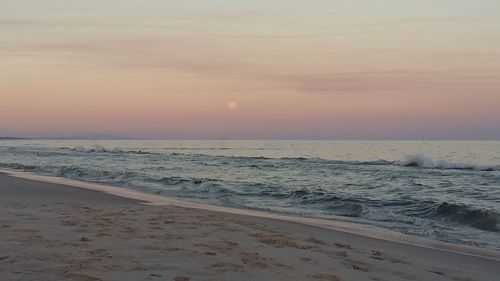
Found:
62,148 -> 500,172
3,147 -> 499,174
68,145 -> 151,154
394,154 -> 497,171
432,202 -> 499,232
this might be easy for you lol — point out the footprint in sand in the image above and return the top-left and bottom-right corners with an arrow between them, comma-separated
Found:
239,252 -> 271,269
369,250 -> 384,260
336,250 -> 349,258
334,243 -> 352,249
304,237 -> 329,246
163,219 -> 175,224
86,248 -> 108,258
195,241 -> 238,253
346,259 -> 370,272
253,233 -> 302,249
209,262 -> 245,273
426,269 -> 445,276
388,257 -> 411,265
309,273 -> 341,281
0,256 -> 10,262
239,251 -> 291,270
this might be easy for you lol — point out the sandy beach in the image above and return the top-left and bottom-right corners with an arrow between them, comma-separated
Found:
1,172 -> 499,281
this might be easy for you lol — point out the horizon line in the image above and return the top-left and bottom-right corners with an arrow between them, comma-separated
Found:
2,137 -> 500,141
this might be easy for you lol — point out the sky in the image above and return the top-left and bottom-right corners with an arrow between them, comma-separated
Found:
1,0 -> 500,139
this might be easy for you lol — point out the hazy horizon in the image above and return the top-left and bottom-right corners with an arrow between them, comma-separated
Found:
2,135 -> 500,141
1,1 -> 500,139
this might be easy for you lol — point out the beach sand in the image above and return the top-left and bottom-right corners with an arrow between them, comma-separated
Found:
1,172 -> 499,281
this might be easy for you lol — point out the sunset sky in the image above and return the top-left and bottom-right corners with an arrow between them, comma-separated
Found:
1,0 -> 500,139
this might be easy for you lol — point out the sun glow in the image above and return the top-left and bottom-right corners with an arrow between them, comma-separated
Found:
227,102 -> 238,112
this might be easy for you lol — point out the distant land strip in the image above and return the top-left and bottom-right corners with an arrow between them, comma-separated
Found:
0,137 -> 25,140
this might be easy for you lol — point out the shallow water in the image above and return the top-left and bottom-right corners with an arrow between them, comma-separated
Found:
1,140 -> 499,250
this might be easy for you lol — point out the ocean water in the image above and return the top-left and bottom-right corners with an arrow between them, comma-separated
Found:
1,140 -> 499,250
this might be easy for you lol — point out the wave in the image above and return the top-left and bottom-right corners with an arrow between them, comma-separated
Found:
56,145 -> 500,172
56,166 -> 111,179
146,176 -> 232,196
433,202 -> 499,232
188,153 -> 498,171
276,187 -> 499,229
281,189 -> 363,217
66,146 -> 274,154
0,162 -> 39,171
68,146 -> 151,155
394,154 -> 497,171
149,176 -> 220,186
4,145 -> 499,174
358,159 -> 394,165
71,145 -> 106,153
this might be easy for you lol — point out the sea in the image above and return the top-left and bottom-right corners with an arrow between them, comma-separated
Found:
0,139 -> 499,250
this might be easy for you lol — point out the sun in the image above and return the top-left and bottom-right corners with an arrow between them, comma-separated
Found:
227,101 -> 238,111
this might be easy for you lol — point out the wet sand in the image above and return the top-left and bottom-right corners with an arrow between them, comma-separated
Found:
1,172 -> 499,281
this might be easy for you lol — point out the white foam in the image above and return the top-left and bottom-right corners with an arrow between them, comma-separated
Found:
71,145 -> 106,153
395,154 -> 496,171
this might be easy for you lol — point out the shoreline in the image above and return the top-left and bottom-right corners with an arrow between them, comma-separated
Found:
1,170 -> 500,280
3,169 -> 499,262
